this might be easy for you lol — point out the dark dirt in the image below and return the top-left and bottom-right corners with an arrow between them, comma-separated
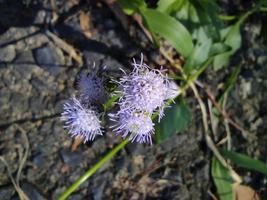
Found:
0,0 -> 266,200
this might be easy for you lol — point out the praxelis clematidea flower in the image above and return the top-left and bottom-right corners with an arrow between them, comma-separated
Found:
116,55 -> 172,120
77,72 -> 106,105
61,97 -> 103,142
111,54 -> 179,144
109,110 -> 154,144
61,55 -> 179,144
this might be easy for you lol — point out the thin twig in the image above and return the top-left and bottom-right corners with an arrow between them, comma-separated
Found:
190,83 -> 242,184
195,81 -> 249,138
14,125 -> 30,185
208,99 -> 219,142
0,124 -> 30,200
208,190 -> 219,200
0,157 -> 30,200
45,30 -> 83,65
222,94 -> 232,150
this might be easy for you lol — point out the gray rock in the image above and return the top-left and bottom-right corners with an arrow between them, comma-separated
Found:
0,185 -> 14,200
0,45 -> 16,62
21,182 -> 47,200
32,153 -> 46,168
60,149 -> 83,167
68,194 -> 83,200
33,43 -> 64,75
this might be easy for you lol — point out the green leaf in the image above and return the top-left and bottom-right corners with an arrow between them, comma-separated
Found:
213,11 -> 252,70
213,25 -> 241,70
157,0 -> 185,14
103,95 -> 119,112
216,63 -> 241,101
211,157 -> 233,200
209,43 -> 232,57
191,1 -> 222,40
118,0 -> 145,15
175,0 -> 222,41
155,97 -> 191,143
220,149 -> 267,175
183,28 -> 212,74
141,9 -> 193,58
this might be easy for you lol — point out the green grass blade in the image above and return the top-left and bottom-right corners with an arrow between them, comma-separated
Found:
211,157 -> 233,200
141,9 -> 193,58
220,149 -> 267,175
57,140 -> 129,200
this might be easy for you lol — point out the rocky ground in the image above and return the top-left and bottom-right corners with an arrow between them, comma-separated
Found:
0,0 -> 266,199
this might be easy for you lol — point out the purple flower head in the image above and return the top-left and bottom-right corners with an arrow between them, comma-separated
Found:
110,110 -> 154,144
77,72 -> 106,105
117,55 -> 172,120
61,97 -> 102,142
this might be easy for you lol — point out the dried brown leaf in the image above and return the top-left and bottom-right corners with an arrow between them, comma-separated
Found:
79,11 -> 92,38
233,184 -> 260,200
69,0 -> 80,6
71,137 -> 83,152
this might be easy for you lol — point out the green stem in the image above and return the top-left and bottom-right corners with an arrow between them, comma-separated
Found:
180,58 -> 213,94
57,139 -> 129,200
260,6 -> 267,12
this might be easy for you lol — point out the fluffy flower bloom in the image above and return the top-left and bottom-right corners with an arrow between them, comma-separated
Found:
61,97 -> 102,142
110,110 -> 154,144
77,72 -> 106,105
117,56 -> 173,120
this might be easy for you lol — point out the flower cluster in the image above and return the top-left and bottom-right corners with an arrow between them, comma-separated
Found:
61,55 -> 179,144
110,55 -> 178,144
61,72 -> 106,142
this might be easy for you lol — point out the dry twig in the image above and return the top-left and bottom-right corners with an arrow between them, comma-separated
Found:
190,83 -> 242,184
46,30 -> 83,65
0,124 -> 30,200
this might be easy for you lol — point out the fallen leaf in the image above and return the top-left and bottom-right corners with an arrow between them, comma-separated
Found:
71,137 -> 83,152
79,11 -> 92,38
69,0 -> 80,6
61,164 -> 70,173
233,184 -> 260,200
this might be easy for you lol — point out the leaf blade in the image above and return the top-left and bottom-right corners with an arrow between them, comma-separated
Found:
211,157 -> 233,200
220,149 -> 267,175
155,97 -> 191,143
141,9 -> 193,57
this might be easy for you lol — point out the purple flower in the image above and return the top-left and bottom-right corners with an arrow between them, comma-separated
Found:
117,55 -> 172,120
61,97 -> 102,142
110,110 -> 154,144
77,72 -> 106,105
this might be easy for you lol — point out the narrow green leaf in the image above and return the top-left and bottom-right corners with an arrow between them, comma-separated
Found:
213,11 -> 253,70
155,98 -> 191,143
103,95 -> 119,112
213,25 -> 241,70
157,0 -> 185,14
220,149 -> 267,175
209,43 -> 232,57
216,63 -> 241,101
141,9 -> 193,57
118,0 -> 145,15
183,28 -> 212,74
211,157 -> 233,200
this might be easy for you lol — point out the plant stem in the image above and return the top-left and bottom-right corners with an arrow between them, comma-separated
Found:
57,139 -> 129,200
